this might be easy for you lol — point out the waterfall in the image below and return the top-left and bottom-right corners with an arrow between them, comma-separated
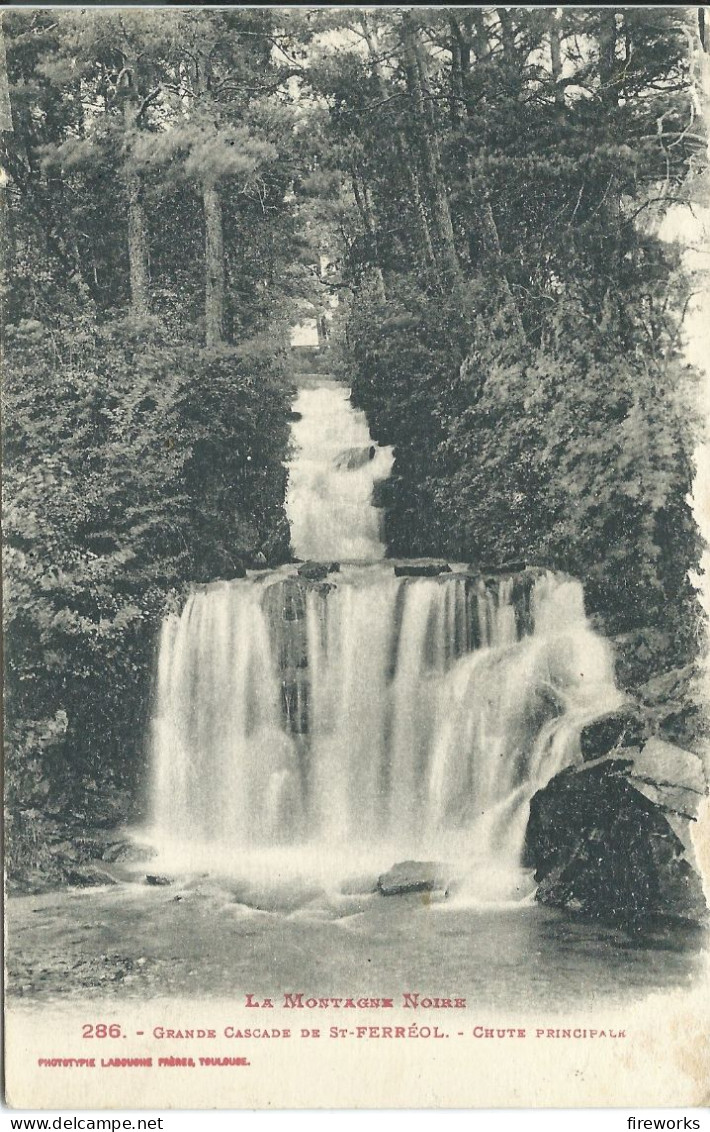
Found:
150,568 -> 621,894
286,377 -> 393,561
149,370 -> 622,897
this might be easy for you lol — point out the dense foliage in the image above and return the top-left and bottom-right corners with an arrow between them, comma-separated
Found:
307,7 -> 707,674
1,9 -> 300,884
3,317 -> 293,880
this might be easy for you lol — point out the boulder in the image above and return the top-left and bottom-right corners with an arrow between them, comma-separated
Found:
627,737 -> 706,821
101,839 -> 157,864
480,561 -> 528,574
611,651 -> 705,753
145,874 -> 172,887
394,562 -> 451,578
334,446 -> 376,471
580,707 -> 646,761
377,860 -> 449,896
525,761 -> 707,923
65,866 -> 118,888
297,561 -> 340,582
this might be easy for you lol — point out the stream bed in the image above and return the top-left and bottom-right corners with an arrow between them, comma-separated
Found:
6,880 -> 707,1009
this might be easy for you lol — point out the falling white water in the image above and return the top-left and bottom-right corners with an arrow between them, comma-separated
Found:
148,361 -> 622,896
286,377 -> 393,561
428,574 -> 625,903
151,583 -> 300,848
150,568 -> 622,894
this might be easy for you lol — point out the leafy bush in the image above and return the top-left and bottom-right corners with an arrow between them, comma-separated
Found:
347,280 -> 704,673
2,315 -> 292,882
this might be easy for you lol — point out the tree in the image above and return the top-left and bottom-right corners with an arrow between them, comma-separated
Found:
154,10 -> 293,345
1,8 -> 301,885
314,6 -> 705,682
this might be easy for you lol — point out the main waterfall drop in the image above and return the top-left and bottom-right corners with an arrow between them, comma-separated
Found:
150,371 -> 622,896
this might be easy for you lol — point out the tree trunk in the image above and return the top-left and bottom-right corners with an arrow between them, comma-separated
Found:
409,168 -> 438,273
125,164 -> 150,317
120,57 -> 151,318
597,11 -> 619,110
470,10 -> 490,58
548,9 -> 565,106
351,172 -> 387,301
0,19 -> 12,349
453,20 -> 524,337
496,9 -> 516,64
401,13 -> 462,287
480,195 -> 525,338
203,180 -> 224,347
448,15 -> 470,125
358,12 -> 442,286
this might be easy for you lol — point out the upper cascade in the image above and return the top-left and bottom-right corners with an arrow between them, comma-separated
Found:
285,375 -> 393,562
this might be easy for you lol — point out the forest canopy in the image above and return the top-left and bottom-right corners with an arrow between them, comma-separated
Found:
1,7 -> 708,886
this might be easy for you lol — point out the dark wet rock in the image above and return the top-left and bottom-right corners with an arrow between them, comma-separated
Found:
580,707 -> 647,762
480,561 -> 528,574
525,761 -> 707,923
281,674 -> 309,735
371,480 -> 390,509
466,570 -> 545,648
145,874 -> 173,887
394,562 -> 451,578
334,445 -> 376,470
634,664 -> 707,754
65,866 -> 118,888
377,860 -> 449,896
603,625 -> 676,687
276,577 -> 307,621
195,561 -> 246,585
297,561 -> 340,581
261,574 -> 338,734
102,839 -> 157,864
581,635 -> 706,754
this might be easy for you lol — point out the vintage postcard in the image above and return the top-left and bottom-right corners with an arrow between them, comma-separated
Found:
2,3 -> 710,1111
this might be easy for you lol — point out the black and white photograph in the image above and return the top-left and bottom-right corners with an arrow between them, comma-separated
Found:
2,3 -> 710,1110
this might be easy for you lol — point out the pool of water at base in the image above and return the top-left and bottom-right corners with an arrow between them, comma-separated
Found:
6,880 -> 708,1011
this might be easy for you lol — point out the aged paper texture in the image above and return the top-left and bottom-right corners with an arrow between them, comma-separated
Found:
3,3 -> 710,1111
